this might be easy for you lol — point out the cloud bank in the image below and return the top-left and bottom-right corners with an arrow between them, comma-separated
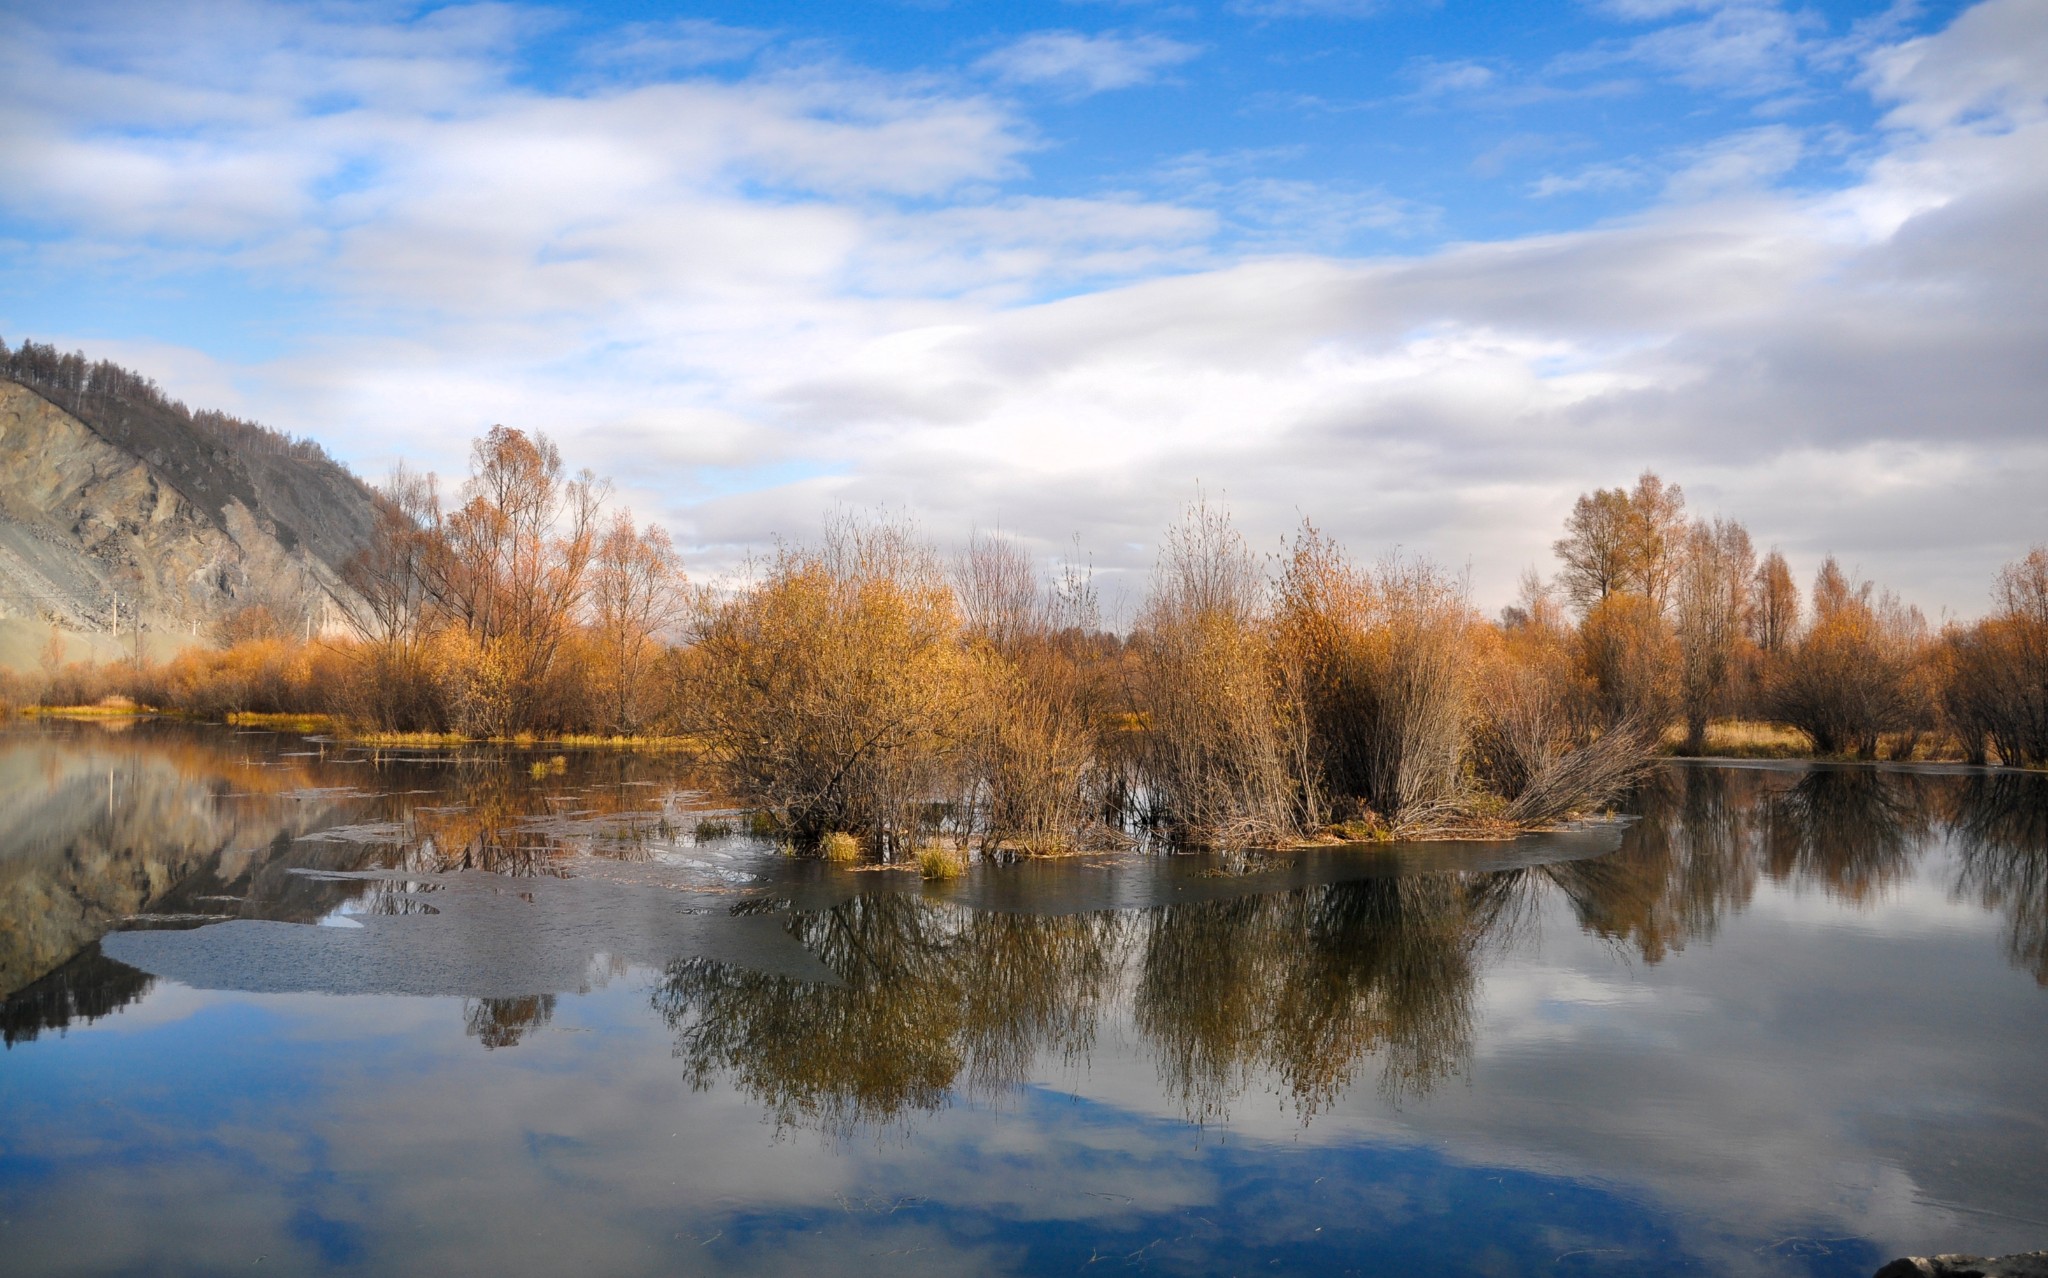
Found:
0,0 -> 2042,618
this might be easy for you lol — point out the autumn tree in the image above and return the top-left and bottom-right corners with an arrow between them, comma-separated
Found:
1270,525 -> 1473,832
1553,471 -> 1688,613
1133,497 -> 1295,848
1673,517 -> 1756,754
1943,546 -> 2048,767
1767,557 -> 1933,757
588,512 -> 688,734
1749,550 -> 1799,656
341,464 -> 444,728
1469,610 -> 1657,826
1576,592 -> 1678,730
954,532 -> 1111,853
432,427 -> 606,734
685,515 -> 971,853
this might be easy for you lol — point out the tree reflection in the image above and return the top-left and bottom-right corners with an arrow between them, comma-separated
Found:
1950,773 -> 2048,984
1542,767 -> 1760,962
359,751 -> 711,878
464,994 -> 556,1049
652,764 -> 2048,1138
1136,877 -> 1477,1120
655,898 -> 1123,1135
1762,768 -> 1930,902
657,879 -> 1483,1135
1,943 -> 153,1049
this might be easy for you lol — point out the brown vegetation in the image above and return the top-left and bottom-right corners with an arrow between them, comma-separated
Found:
681,517 -> 971,854
12,432 -> 2044,870
1942,547 -> 2048,767
1132,498 -> 1296,847
1765,557 -> 1936,758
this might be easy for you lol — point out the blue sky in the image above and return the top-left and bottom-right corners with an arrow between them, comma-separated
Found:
0,0 -> 2041,614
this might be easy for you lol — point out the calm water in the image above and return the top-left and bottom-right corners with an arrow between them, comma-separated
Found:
2,720 -> 2044,1276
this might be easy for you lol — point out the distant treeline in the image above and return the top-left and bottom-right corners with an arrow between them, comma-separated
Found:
5,426 -> 2044,857
0,336 -> 339,467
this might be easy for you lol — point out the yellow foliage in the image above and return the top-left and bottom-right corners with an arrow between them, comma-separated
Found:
686,518 -> 974,853
915,844 -> 965,880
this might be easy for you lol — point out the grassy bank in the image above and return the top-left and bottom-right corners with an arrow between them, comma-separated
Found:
1660,718 -> 1984,763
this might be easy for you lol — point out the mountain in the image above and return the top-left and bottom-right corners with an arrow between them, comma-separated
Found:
0,338 -> 378,667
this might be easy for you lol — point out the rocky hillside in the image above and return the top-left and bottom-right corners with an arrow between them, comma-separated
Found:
0,338 -> 378,663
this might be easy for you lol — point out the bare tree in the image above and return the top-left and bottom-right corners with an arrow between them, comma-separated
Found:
1749,549 -> 1799,655
434,427 -> 607,733
1134,496 -> 1294,848
341,464 -> 443,728
955,531 -> 1039,654
1553,471 -> 1687,612
1629,472 -> 1689,608
1674,517 -> 1755,754
589,512 -> 687,733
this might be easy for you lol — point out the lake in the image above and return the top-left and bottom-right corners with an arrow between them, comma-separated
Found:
2,718 -> 2043,1276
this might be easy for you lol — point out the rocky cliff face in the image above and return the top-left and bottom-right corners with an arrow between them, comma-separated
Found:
0,374 -> 376,648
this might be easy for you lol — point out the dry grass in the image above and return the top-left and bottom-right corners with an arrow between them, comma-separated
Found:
22,702 -> 160,719
228,711 -> 338,732
544,733 -> 699,750
333,727 -> 696,750
820,831 -> 862,863
1661,719 -> 1812,759
1657,718 -> 1975,763
343,730 -> 473,747
915,844 -> 966,880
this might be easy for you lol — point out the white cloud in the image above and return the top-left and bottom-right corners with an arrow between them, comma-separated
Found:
582,19 -> 773,75
1,0 -> 2044,618
1865,0 -> 2048,133
1530,162 -> 1647,198
1407,56 -> 1497,96
1562,0 -> 1824,100
975,30 -> 1200,98
1661,123 -> 1805,198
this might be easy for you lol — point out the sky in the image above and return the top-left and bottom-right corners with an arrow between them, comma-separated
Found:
0,0 -> 2042,619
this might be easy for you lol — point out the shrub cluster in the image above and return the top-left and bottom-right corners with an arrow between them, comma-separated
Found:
680,499 -> 1657,855
12,435 -> 2044,860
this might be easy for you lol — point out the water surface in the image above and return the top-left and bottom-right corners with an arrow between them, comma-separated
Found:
2,720 -> 2044,1276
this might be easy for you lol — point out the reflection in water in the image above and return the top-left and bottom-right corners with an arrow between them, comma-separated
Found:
1136,877 -> 1476,1119
659,764 -> 2048,1137
5,732 -> 2047,1278
0,719 -> 719,1040
1765,767 -> 1932,902
0,723 -> 358,997
0,943 -> 153,1048
660,879 -> 1485,1133
657,899 -> 1124,1133
465,994 -> 557,1049
5,717 -> 2046,1141
1951,773 -> 2048,983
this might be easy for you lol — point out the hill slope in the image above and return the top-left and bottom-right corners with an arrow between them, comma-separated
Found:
0,339 -> 378,663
